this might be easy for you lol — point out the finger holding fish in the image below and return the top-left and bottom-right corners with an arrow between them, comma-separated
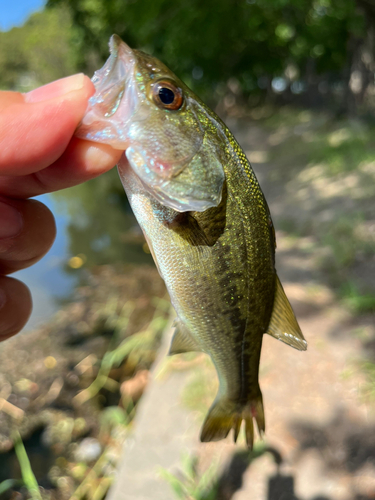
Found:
0,76 -> 122,339
0,197 -> 54,340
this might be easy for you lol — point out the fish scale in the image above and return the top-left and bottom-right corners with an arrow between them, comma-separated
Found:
76,35 -> 307,448
120,124 -> 273,439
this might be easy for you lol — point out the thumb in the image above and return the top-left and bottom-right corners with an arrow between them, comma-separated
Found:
0,74 -> 95,176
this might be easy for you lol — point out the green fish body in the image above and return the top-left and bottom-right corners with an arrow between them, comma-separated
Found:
76,35 -> 307,447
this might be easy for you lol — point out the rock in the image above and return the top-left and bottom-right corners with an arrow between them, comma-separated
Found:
74,437 -> 102,463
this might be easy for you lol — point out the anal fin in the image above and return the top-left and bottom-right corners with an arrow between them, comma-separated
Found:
169,319 -> 202,355
266,275 -> 307,351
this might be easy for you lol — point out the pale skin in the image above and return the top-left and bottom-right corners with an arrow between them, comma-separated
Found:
0,74 -> 123,340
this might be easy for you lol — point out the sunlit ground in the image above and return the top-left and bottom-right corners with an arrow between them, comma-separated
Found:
0,106 -> 374,499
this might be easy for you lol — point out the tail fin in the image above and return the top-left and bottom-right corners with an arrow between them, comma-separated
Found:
200,393 -> 265,449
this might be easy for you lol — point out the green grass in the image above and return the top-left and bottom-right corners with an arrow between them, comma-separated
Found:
74,297 -> 169,406
158,453 -> 219,500
260,107 -> 314,130
319,213 -> 373,267
181,356 -> 217,415
5,294 -> 171,500
261,107 -> 375,177
303,126 -> 375,176
259,108 -> 375,312
159,444 -> 271,500
340,282 -> 375,314
13,432 -> 42,500
0,479 -> 23,496
360,361 -> 375,402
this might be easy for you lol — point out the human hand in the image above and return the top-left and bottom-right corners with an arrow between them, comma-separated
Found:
0,74 -> 123,340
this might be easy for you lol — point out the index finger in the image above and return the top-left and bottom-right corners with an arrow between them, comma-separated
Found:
0,74 -> 94,176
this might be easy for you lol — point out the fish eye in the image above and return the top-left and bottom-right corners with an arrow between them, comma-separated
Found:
152,80 -> 184,110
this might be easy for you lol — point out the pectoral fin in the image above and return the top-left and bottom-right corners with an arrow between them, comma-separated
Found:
169,320 -> 202,355
166,212 -> 212,247
167,183 -> 228,248
142,233 -> 164,280
266,275 -> 307,351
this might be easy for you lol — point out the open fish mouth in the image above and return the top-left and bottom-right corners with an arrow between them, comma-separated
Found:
76,35 -> 225,213
76,35 -> 138,149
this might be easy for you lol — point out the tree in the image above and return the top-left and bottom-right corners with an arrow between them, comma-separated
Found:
0,6 -> 76,91
46,0 -> 372,113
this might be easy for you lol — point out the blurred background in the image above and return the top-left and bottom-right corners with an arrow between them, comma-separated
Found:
0,0 -> 375,499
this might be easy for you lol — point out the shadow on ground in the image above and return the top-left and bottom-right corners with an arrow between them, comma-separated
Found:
290,409 -> 375,474
215,445 -> 329,500
215,433 -> 375,500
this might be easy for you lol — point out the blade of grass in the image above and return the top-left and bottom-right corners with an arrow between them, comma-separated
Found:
92,476 -> 112,500
0,479 -> 23,495
73,301 -> 168,406
13,431 -> 42,500
69,450 -> 109,500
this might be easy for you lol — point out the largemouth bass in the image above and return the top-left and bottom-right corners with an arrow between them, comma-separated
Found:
76,35 -> 307,448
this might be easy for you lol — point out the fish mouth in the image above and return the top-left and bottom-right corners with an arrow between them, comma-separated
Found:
75,34 -> 138,149
76,35 -> 225,213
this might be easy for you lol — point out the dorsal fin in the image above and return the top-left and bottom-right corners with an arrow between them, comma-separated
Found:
266,275 -> 307,351
168,319 -> 203,355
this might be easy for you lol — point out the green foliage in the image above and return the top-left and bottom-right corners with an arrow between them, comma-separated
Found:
181,356 -> 218,415
99,406 -> 129,431
321,214 -> 367,267
159,453 -> 219,500
360,361 -> 375,401
0,6 -> 76,90
74,298 -> 169,405
46,0 -> 368,105
0,0 -> 372,109
341,282 -> 375,314
308,127 -> 375,176
159,445 -> 269,500
0,479 -> 22,495
254,108 -> 375,312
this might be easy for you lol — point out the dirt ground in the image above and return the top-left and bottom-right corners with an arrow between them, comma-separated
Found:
0,109 -> 374,500
194,113 -> 375,500
111,111 -> 375,500
193,267 -> 375,500
0,265 -> 168,498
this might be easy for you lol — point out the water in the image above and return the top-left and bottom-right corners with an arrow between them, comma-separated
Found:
14,194 -> 78,331
13,170 -> 153,331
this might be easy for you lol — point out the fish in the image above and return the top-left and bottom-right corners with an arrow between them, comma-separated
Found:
76,35 -> 307,448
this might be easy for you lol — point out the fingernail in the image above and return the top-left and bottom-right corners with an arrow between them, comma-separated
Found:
24,74 -> 86,103
0,201 -> 23,239
85,144 -> 123,173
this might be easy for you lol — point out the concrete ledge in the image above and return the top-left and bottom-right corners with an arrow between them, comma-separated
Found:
107,326 -> 200,500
